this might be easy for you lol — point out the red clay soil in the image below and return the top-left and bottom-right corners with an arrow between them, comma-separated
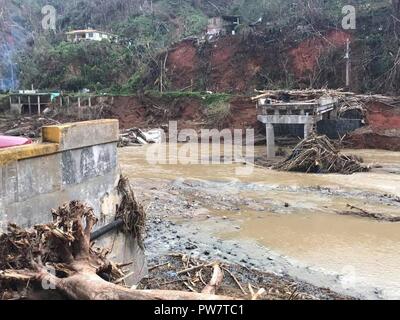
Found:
347,127 -> 400,151
107,94 -> 206,130
164,31 -> 350,93
104,94 -> 256,131
165,35 -> 273,93
166,39 -> 200,90
229,96 -> 257,129
288,30 -> 350,78
109,96 -> 148,129
208,37 -> 265,92
365,101 -> 400,130
347,101 -> 400,151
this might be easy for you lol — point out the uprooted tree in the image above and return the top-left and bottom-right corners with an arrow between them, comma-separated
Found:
0,180 -> 231,300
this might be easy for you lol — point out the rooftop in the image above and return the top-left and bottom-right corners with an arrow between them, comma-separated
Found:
65,29 -> 116,36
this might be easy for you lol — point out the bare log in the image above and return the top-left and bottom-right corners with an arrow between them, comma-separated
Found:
201,264 -> 224,295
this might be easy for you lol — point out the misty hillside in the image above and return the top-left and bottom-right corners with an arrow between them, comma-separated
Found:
1,0 -> 400,94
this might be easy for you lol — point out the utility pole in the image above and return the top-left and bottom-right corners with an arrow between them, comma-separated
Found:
10,63 -> 15,91
345,38 -> 351,89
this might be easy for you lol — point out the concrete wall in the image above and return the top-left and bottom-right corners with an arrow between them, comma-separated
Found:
317,119 -> 362,139
0,119 -> 146,284
0,95 -> 9,113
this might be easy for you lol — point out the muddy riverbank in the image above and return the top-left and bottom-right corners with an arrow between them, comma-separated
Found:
120,145 -> 400,300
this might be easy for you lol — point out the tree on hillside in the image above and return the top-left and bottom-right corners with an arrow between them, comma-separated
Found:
393,0 -> 400,16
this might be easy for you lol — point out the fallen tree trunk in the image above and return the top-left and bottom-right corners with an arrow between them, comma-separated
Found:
0,200 -> 234,300
336,204 -> 400,222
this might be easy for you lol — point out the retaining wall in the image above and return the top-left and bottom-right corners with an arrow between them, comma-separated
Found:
0,119 -> 146,284
317,119 -> 363,139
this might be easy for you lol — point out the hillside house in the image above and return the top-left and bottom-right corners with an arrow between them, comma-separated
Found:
207,15 -> 241,36
66,29 -> 118,43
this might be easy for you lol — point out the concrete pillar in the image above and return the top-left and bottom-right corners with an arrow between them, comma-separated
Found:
37,96 -> 41,115
304,122 -> 313,139
28,96 -> 31,115
88,96 -> 92,108
78,97 -> 81,119
266,124 -> 275,158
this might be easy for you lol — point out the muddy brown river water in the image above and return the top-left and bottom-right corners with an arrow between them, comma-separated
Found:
119,145 -> 400,299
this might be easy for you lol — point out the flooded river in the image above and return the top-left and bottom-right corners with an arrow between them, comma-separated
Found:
119,145 -> 400,299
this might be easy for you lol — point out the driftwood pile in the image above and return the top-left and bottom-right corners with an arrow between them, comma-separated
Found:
274,135 -> 369,174
0,116 -> 60,138
252,89 -> 400,119
141,254 -> 269,300
252,88 -> 400,105
140,253 -> 349,300
251,88 -> 349,102
0,177 -> 232,300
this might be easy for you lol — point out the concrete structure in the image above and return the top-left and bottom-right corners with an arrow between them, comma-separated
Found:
66,29 -> 118,43
257,96 -> 338,158
207,17 -> 224,36
207,16 -> 241,36
0,119 -> 146,284
8,91 -> 95,116
9,91 -> 53,115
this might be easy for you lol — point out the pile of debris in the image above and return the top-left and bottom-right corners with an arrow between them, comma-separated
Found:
337,204 -> 400,222
118,128 -> 164,147
0,116 -> 60,139
139,254 -> 348,300
251,88 -> 351,102
0,201 -> 233,300
252,88 -> 400,105
274,135 -> 369,174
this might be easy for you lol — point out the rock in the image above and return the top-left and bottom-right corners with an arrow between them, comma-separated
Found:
185,242 -> 198,250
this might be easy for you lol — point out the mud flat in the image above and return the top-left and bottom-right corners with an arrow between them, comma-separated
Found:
120,145 -> 400,300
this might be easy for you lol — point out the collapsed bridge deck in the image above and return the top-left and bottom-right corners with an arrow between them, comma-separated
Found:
253,90 -> 363,158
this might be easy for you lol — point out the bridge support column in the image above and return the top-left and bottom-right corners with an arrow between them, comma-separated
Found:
304,122 -> 313,139
266,123 -> 275,158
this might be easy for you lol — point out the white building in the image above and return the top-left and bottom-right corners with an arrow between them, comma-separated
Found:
66,29 -> 118,43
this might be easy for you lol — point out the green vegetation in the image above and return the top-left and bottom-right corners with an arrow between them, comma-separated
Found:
3,0 -> 400,94
145,90 -> 231,106
18,40 -> 136,91
144,90 -> 232,128
0,94 -> 9,112
206,100 -> 232,129
0,94 -> 9,103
